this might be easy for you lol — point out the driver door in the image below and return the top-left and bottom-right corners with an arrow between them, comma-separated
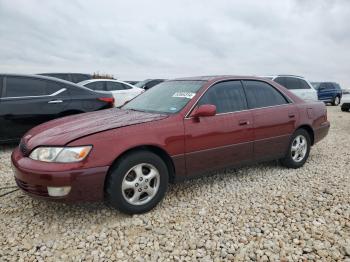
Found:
184,80 -> 254,176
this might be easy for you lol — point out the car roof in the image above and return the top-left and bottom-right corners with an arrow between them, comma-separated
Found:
172,75 -> 269,82
262,74 -> 305,79
78,78 -> 136,87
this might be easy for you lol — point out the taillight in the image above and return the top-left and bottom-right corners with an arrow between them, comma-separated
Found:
98,97 -> 115,107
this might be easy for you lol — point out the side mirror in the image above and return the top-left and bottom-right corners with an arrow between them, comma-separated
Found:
190,104 -> 216,118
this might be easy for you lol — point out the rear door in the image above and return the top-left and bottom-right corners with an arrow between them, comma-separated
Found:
184,80 -> 254,175
242,80 -> 297,162
0,76 -> 68,141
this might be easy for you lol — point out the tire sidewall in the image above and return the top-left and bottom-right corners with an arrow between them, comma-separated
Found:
106,151 -> 169,214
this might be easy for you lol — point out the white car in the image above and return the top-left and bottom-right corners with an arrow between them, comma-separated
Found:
78,79 -> 144,107
263,75 -> 318,101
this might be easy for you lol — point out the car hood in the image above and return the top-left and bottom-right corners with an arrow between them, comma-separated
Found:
22,109 -> 167,150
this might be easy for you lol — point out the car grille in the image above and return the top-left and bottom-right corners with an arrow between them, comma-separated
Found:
19,140 -> 29,156
15,178 -> 49,197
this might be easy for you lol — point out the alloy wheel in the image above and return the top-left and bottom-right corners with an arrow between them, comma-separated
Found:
121,163 -> 160,206
291,135 -> 308,162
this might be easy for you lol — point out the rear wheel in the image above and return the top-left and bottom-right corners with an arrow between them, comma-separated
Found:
332,96 -> 340,106
281,129 -> 311,169
105,151 -> 169,214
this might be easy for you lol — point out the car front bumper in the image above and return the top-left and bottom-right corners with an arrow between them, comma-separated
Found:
11,147 -> 109,202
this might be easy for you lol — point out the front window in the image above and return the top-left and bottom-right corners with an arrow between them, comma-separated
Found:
123,80 -> 204,114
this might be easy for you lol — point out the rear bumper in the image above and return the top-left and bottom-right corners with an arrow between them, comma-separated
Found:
314,121 -> 330,144
11,147 -> 109,202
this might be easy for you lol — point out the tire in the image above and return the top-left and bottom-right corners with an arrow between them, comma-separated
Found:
332,96 -> 340,106
281,129 -> 311,169
341,107 -> 347,112
105,150 -> 169,214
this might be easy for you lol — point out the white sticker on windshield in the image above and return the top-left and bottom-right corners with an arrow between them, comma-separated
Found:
172,92 -> 196,99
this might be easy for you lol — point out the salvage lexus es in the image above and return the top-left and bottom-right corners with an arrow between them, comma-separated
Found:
12,76 -> 330,214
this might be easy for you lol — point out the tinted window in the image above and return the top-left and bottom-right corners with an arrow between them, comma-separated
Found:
299,79 -> 311,89
51,74 -> 70,81
274,77 -> 287,87
333,83 -> 341,90
46,81 -> 63,95
85,81 -> 105,91
285,77 -> 301,90
5,77 -> 46,97
71,74 -> 91,83
319,83 -> 327,90
198,81 -> 247,114
106,82 -> 125,91
243,80 -> 288,108
327,83 -> 335,90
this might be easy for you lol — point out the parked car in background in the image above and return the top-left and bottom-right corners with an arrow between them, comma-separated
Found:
134,79 -> 165,90
78,79 -> 144,107
0,74 -> 114,144
125,81 -> 139,85
311,82 -> 343,106
38,73 -> 92,83
12,76 -> 329,214
263,75 -> 318,101
340,89 -> 350,112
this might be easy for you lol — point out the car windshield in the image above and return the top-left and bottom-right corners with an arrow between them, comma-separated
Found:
123,80 -> 204,114
311,82 -> 320,89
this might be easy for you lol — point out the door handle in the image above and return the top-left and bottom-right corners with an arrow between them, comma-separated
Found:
239,120 -> 249,126
48,99 -> 63,104
288,113 -> 295,118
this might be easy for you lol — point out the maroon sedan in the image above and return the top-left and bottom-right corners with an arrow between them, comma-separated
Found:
12,76 -> 330,214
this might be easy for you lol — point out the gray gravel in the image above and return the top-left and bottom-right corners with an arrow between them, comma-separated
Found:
0,106 -> 349,261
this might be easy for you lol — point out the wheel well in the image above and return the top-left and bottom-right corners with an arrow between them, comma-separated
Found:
107,145 -> 176,183
297,125 -> 314,145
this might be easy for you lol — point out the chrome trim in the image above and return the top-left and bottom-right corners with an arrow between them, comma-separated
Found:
0,88 -> 67,100
184,79 -> 294,119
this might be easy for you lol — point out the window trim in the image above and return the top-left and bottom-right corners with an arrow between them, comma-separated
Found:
185,79 -> 293,119
242,80 -> 291,110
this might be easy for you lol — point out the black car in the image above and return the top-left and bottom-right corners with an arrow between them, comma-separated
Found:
0,74 -> 114,144
38,73 -> 92,83
134,79 -> 165,90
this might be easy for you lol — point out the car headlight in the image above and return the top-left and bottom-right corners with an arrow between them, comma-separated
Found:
29,146 -> 92,163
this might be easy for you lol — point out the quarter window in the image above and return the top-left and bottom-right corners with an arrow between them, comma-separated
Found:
85,81 -> 105,91
106,82 -> 126,91
5,77 -> 46,97
243,80 -> 288,109
198,81 -> 247,114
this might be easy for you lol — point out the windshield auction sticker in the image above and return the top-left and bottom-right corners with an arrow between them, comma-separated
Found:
172,92 -> 196,99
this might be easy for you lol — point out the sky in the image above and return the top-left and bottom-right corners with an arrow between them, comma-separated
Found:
0,0 -> 349,87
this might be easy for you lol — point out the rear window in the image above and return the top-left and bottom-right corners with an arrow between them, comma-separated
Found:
5,77 -> 46,97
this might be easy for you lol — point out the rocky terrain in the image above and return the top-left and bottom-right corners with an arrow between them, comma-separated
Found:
0,106 -> 349,261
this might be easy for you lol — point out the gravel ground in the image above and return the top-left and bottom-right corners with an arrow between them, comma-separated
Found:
0,106 -> 349,261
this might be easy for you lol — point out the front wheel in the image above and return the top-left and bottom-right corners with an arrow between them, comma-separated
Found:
332,96 -> 340,106
105,151 -> 169,214
281,129 -> 311,169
